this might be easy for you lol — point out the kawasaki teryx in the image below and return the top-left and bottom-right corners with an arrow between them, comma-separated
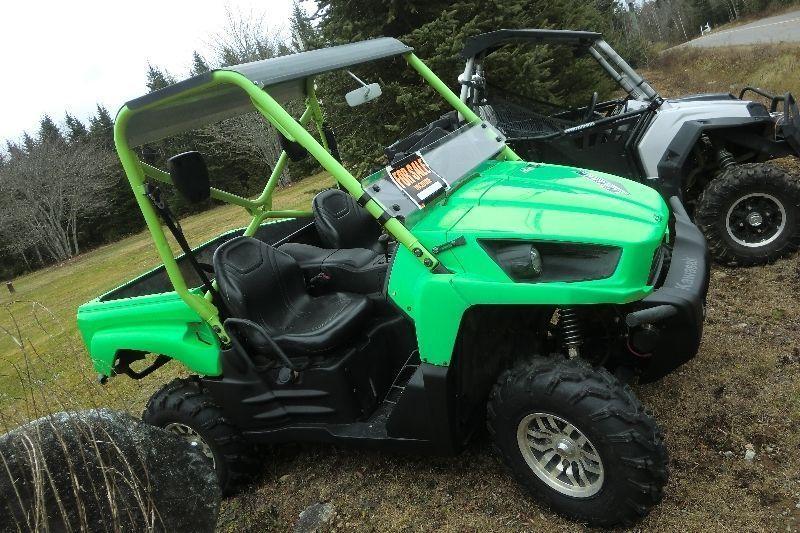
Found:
459,29 -> 800,266
78,37 -> 709,526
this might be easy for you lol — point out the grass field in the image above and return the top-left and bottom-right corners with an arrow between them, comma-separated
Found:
0,171 -> 335,427
3,48 -> 800,531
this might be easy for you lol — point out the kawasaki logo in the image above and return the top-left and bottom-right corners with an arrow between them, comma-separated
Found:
584,174 -> 630,196
675,257 -> 698,290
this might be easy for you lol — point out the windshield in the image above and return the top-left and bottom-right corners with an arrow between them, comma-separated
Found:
361,121 -> 506,222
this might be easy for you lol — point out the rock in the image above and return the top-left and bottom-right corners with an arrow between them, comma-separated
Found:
733,322 -> 748,330
279,473 -> 292,483
745,449 -> 756,462
295,502 -> 336,533
766,446 -> 774,453
0,409 -> 220,532
723,451 -> 734,458
745,443 -> 755,451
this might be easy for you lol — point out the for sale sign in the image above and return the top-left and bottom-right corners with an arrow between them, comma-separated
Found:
387,153 -> 448,207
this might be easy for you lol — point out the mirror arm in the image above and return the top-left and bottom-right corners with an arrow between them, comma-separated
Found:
346,70 -> 369,87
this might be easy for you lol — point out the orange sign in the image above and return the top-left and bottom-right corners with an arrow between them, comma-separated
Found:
387,153 -> 447,207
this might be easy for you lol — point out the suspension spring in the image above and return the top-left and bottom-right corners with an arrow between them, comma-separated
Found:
560,307 -> 583,358
716,147 -> 736,171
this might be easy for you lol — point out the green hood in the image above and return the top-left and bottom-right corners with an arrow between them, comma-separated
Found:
414,161 -> 668,246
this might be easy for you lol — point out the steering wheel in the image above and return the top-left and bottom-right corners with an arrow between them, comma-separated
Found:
584,92 -> 598,122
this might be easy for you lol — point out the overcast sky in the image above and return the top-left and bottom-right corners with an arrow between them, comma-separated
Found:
0,0 -> 294,145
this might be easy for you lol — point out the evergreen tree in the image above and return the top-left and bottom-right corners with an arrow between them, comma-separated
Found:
38,115 -> 64,145
22,132 -> 36,154
190,51 -> 211,75
89,104 -> 115,150
6,140 -> 25,160
64,113 -> 89,144
290,1 -> 317,51
145,63 -> 175,92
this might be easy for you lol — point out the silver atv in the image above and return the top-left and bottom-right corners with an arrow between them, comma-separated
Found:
459,29 -> 800,266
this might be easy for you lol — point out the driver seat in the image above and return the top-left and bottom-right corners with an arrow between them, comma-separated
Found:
214,237 -> 371,356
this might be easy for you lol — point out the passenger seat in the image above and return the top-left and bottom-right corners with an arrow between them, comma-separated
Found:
279,189 -> 389,294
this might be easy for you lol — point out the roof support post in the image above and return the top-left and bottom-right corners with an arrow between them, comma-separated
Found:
212,70 -> 441,272
404,53 -> 521,162
113,106 -> 229,343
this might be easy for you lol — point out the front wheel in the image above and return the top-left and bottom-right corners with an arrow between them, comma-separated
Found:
143,378 -> 257,495
487,357 -> 668,527
695,163 -> 800,266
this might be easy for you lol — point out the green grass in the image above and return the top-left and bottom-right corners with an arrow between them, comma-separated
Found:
0,171 -> 335,426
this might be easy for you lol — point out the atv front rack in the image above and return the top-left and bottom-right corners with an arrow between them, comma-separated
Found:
739,87 -> 800,154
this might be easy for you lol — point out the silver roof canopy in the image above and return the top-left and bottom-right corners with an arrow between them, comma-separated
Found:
122,37 -> 413,147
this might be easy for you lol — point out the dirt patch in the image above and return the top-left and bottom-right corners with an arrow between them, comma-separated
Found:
216,257 -> 800,532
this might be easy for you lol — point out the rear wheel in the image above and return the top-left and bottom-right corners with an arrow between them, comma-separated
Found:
487,357 -> 667,527
695,163 -> 800,266
143,378 -> 256,495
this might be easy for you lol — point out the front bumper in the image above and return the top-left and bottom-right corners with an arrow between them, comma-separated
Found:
627,196 -> 710,382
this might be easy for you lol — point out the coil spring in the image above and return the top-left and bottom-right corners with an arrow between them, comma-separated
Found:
560,307 -> 583,354
717,148 -> 735,170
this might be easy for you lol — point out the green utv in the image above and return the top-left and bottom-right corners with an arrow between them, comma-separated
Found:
78,38 -> 709,526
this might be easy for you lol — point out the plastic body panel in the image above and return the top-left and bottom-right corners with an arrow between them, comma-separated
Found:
630,197 -> 710,382
78,289 -> 221,376
387,160 -> 669,366
637,98 -> 753,176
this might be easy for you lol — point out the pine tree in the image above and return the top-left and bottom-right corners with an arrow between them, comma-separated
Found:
64,113 -> 89,144
190,51 -> 211,75
145,63 -> 175,92
38,115 -> 64,145
6,140 -> 25,160
22,132 -> 36,154
89,104 -> 115,150
290,1 -> 317,51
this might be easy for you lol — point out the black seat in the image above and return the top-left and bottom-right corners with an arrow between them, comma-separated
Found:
214,237 -> 371,356
278,189 -> 388,294
312,188 -> 383,252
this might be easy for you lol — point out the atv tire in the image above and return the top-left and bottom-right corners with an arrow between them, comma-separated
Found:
143,377 -> 257,495
695,163 -> 800,266
487,357 -> 668,527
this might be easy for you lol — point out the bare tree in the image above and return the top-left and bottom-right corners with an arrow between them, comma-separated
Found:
200,7 -> 297,185
205,6 -> 287,66
0,138 -> 115,262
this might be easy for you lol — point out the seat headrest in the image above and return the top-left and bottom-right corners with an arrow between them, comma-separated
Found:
168,151 -> 210,203
312,189 -> 380,249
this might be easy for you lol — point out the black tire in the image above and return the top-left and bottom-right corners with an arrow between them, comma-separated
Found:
142,378 -> 257,495
487,357 -> 668,527
695,163 -> 800,266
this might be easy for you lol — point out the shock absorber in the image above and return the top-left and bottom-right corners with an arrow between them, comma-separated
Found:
560,307 -> 583,359
714,141 -> 736,171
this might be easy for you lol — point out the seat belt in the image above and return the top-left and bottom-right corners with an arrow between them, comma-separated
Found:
144,182 -> 216,297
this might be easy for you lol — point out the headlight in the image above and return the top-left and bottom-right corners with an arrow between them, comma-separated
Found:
481,240 -> 621,283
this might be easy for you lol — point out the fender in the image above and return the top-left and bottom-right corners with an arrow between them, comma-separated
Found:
654,116 -> 780,199
78,292 -> 222,377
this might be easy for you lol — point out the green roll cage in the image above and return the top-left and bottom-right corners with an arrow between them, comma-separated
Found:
113,43 -> 520,344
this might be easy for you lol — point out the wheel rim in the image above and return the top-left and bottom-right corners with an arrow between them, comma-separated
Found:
725,192 -> 786,248
516,412 -> 604,498
164,422 -> 216,468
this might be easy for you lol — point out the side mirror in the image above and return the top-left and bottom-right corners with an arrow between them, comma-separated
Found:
167,151 -> 210,203
345,83 -> 382,107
